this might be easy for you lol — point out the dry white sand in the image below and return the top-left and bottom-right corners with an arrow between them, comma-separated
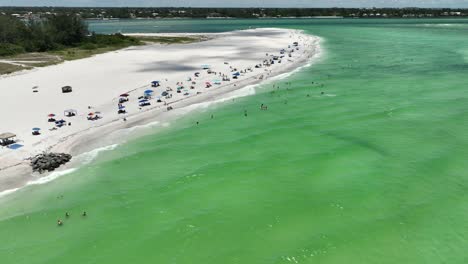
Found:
0,28 -> 322,193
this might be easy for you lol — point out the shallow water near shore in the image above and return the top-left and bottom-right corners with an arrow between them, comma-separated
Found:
2,19 -> 468,263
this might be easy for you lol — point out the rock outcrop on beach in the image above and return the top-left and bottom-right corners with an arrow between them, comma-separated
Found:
31,153 -> 72,173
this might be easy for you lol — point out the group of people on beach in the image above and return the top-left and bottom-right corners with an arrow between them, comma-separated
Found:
115,39 -> 302,127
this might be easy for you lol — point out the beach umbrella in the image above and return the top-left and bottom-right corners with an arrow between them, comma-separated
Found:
48,114 -> 55,117
118,105 -> 126,109
161,91 -> 168,96
144,89 -> 154,94
32,127 -> 41,131
139,99 -> 148,103
88,112 -> 94,116
120,93 -> 129,97
233,72 -> 240,76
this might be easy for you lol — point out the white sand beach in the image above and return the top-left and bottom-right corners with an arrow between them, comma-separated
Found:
0,28 -> 321,193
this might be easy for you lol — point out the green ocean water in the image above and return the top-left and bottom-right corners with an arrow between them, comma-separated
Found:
2,19 -> 468,263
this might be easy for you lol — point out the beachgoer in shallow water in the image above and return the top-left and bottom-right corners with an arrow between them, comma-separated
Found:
82,211 -> 87,217
196,121 -> 199,125
211,115 -> 214,119
65,212 -> 70,218
321,91 -> 325,95
57,219 -> 63,226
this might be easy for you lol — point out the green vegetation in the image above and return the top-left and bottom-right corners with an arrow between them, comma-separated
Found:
0,14 -> 142,58
0,62 -> 30,75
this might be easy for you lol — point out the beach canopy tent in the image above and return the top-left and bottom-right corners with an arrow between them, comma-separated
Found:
62,86 -> 72,93
0,132 -> 16,146
64,109 -> 77,117
32,128 -> 41,135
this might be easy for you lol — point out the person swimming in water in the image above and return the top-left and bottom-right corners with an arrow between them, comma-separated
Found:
82,211 -> 87,217
65,212 -> 70,218
57,219 -> 63,226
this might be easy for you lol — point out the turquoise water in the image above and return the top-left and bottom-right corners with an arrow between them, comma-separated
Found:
2,19 -> 468,263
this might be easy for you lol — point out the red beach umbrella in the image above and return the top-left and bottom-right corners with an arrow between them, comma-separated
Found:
48,114 -> 55,117
88,112 -> 94,116
120,93 -> 129,97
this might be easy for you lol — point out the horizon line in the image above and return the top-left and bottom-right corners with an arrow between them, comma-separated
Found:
1,5 -> 468,9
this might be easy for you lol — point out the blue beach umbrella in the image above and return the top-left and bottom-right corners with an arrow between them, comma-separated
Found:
233,72 -> 240,76
139,99 -> 148,103
118,105 -> 126,109
144,89 -> 154,94
32,127 -> 41,131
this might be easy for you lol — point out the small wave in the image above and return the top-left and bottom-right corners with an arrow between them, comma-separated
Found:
124,121 -> 160,132
418,23 -> 467,28
0,188 -> 20,198
27,168 -> 78,186
75,143 -> 119,165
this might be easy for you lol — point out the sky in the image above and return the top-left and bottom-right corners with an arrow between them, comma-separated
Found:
1,0 -> 468,8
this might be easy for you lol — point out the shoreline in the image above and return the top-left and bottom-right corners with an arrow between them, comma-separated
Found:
0,28 -> 323,196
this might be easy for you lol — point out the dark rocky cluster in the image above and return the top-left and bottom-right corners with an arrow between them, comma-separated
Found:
31,153 -> 72,173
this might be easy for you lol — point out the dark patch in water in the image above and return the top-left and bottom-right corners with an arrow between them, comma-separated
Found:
322,131 -> 388,156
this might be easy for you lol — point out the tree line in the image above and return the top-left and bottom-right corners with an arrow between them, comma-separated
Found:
0,14 -> 138,56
